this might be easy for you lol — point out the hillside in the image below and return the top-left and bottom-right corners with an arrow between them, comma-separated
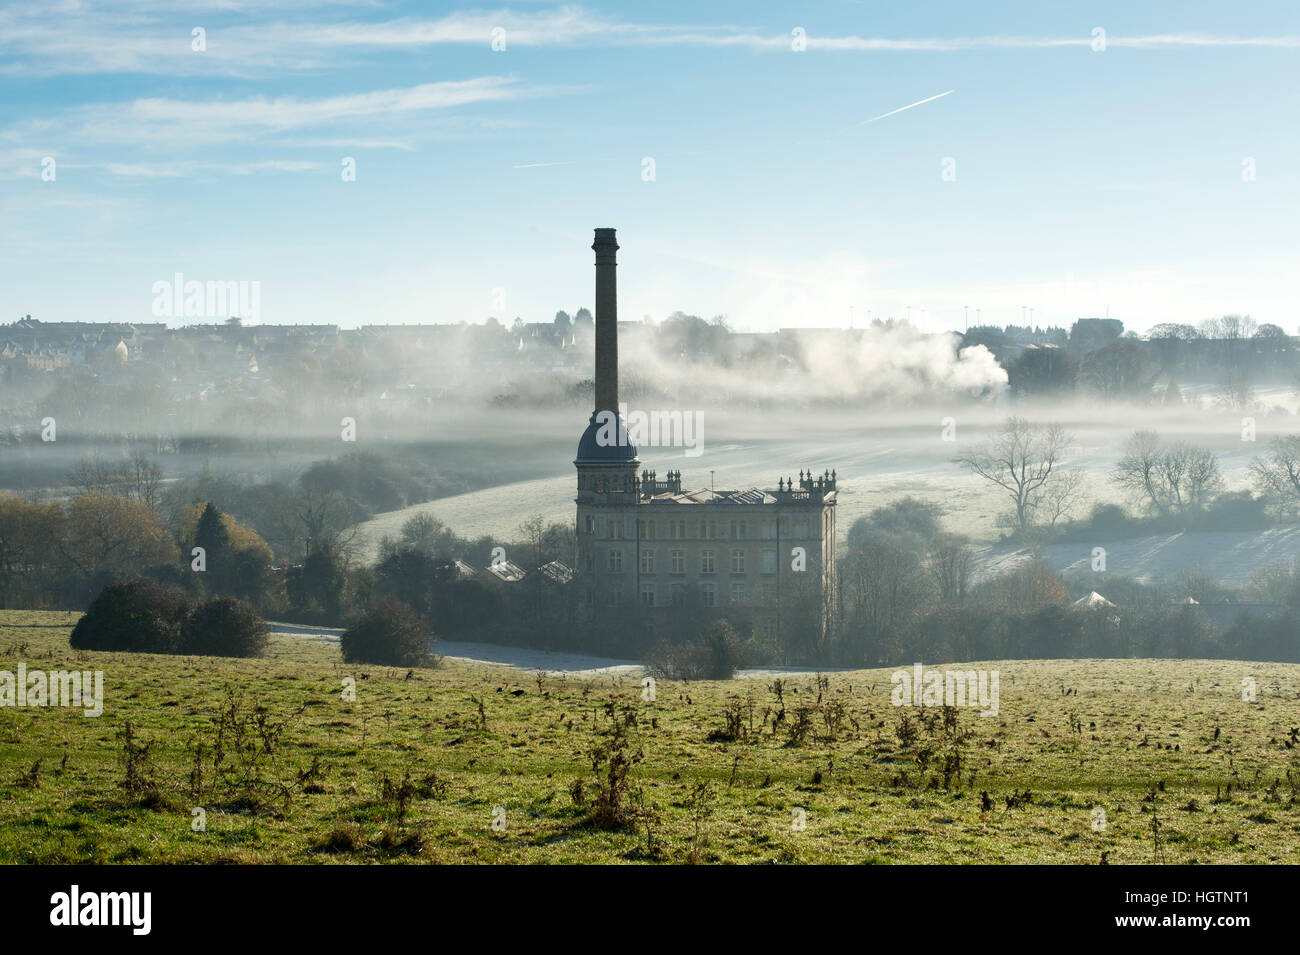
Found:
3,611 -> 1299,863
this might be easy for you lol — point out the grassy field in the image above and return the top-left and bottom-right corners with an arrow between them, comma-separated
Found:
2,609 -> 1299,864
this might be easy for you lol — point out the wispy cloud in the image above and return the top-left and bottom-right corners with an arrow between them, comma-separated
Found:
3,75 -> 538,149
92,77 -> 533,141
93,159 -> 320,178
293,138 -> 417,151
3,4 -> 1296,77
0,75 -> 550,179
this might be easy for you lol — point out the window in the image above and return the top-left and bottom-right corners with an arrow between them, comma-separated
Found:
595,476 -> 606,493
670,583 -> 685,607
795,519 -> 809,538
640,549 -> 655,574
762,520 -> 776,540
640,583 -> 655,607
670,519 -> 687,539
700,519 -> 717,540
700,583 -> 717,607
607,549 -> 623,573
639,519 -> 656,539
760,582 -> 775,603
730,582 -> 746,605
701,550 -> 715,574
731,549 -> 745,574
761,617 -> 776,640
585,515 -> 595,534
762,549 -> 777,575
671,549 -> 685,573
610,519 -> 624,540
730,519 -> 747,540
607,588 -> 620,608
584,550 -> 595,572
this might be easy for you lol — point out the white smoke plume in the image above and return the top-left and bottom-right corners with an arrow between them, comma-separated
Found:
618,320 -> 1007,404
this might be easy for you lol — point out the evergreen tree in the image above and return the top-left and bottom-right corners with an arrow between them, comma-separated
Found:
193,501 -> 233,594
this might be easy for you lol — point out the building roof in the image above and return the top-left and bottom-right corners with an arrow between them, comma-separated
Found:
644,487 -> 836,506
486,559 -> 527,583
1072,591 -> 1116,610
537,560 -> 574,584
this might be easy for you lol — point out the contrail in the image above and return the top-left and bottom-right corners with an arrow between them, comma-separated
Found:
850,89 -> 954,127
512,160 -> 577,168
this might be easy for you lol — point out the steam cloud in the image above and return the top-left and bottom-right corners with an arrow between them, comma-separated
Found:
619,321 -> 1008,404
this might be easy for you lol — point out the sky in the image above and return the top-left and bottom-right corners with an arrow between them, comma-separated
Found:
1,0 -> 1298,335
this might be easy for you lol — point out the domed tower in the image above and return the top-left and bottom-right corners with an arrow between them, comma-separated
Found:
575,229 -> 638,603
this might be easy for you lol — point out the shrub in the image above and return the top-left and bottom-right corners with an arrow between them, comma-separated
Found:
643,621 -> 745,681
71,577 -> 193,653
182,597 -> 269,658
587,722 -> 642,830
1086,503 -> 1138,538
341,597 -> 438,667
701,620 -> 745,679
643,640 -> 710,681
316,822 -> 364,854
1193,491 -> 1269,532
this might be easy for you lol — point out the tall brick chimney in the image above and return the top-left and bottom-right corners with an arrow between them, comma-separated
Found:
592,227 -> 619,415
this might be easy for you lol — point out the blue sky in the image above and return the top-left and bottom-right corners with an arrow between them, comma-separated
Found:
1,1 -> 1297,333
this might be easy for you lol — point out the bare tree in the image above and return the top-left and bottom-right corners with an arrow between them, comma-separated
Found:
1163,441 -> 1222,511
296,487 -> 358,560
1212,314 -> 1258,409
68,454 -> 118,497
1114,430 -> 1223,515
127,450 -> 163,511
954,417 -> 1071,533
1218,314 -> 1258,340
839,531 -> 932,662
1113,430 -> 1165,513
69,451 -> 163,511
1028,468 -> 1085,529
927,532 -> 973,603
1250,434 -> 1300,516
1241,558 -> 1300,605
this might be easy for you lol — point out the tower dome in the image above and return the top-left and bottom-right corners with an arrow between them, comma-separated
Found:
575,412 -> 638,465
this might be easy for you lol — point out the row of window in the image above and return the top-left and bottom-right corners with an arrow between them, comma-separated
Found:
583,515 -> 813,540
598,548 -> 782,575
595,580 -> 778,608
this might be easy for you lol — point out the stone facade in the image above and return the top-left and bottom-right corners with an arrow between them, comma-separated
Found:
574,465 -> 837,644
572,227 -> 838,646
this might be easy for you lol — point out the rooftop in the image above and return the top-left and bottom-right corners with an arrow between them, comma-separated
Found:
643,486 -> 836,506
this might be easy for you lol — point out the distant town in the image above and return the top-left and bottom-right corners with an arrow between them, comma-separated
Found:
3,314 -> 1291,416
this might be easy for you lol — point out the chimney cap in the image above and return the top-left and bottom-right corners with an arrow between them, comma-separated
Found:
592,227 -> 618,248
